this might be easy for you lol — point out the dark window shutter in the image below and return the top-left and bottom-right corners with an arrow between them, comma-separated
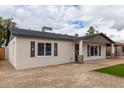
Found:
54,43 -> 58,56
99,46 -> 101,56
31,41 -> 35,57
87,45 -> 90,57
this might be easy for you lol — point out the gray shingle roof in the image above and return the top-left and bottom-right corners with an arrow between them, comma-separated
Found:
8,27 -> 114,43
8,27 -> 81,41
81,33 -> 115,43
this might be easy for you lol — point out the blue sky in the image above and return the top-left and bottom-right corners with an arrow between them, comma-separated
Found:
69,20 -> 86,29
0,5 -> 124,41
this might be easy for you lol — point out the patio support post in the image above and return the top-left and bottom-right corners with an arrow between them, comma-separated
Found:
78,39 -> 84,63
111,43 -> 115,58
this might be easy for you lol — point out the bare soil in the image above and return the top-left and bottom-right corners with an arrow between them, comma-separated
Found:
0,58 -> 124,88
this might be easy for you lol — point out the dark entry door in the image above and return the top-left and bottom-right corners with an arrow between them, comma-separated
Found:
75,44 -> 79,61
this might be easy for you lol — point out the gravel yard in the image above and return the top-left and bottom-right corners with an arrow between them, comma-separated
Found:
0,58 -> 124,88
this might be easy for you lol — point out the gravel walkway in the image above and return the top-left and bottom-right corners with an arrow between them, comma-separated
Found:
0,58 -> 124,88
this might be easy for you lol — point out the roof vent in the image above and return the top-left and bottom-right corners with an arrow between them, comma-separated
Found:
42,26 -> 52,32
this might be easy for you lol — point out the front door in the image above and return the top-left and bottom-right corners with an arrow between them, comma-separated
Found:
75,44 -> 79,61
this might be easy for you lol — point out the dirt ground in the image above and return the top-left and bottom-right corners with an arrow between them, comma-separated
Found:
0,58 -> 124,88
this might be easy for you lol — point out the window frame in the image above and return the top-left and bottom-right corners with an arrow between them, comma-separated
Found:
87,45 -> 99,57
45,43 -> 52,56
38,43 -> 45,56
90,46 -> 95,56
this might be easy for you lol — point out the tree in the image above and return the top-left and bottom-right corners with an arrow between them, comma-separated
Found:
0,17 -> 17,47
85,26 -> 96,36
75,33 -> 79,37
96,30 -> 99,34
0,24 -> 6,47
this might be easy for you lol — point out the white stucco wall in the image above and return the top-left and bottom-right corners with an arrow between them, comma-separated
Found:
8,37 -> 17,68
5,46 -> 9,60
15,36 -> 75,70
8,36 -> 107,70
83,43 -> 106,61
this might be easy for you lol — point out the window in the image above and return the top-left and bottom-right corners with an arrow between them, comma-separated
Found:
38,43 -> 44,56
99,46 -> 101,56
54,43 -> 58,56
45,43 -> 51,56
122,47 -> 124,52
87,45 -> 90,57
94,46 -> 98,56
31,41 -> 35,57
88,45 -> 99,56
90,46 -> 95,56
37,43 -> 52,56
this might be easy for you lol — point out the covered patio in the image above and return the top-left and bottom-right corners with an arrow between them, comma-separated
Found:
78,33 -> 115,62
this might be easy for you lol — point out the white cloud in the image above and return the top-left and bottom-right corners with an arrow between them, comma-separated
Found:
0,5 -> 124,42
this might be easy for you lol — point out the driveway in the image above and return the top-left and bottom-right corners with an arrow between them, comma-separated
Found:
0,58 -> 124,88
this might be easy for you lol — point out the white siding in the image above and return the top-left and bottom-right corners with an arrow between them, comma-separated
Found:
5,46 -> 9,60
15,36 -> 75,70
8,37 -> 17,68
83,43 -> 106,61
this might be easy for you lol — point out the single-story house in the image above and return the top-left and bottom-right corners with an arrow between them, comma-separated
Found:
7,27 -> 115,70
115,42 -> 124,56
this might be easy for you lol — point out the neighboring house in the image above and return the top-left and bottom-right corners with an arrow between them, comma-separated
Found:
115,42 -> 124,56
7,27 -> 115,70
106,42 -> 124,57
